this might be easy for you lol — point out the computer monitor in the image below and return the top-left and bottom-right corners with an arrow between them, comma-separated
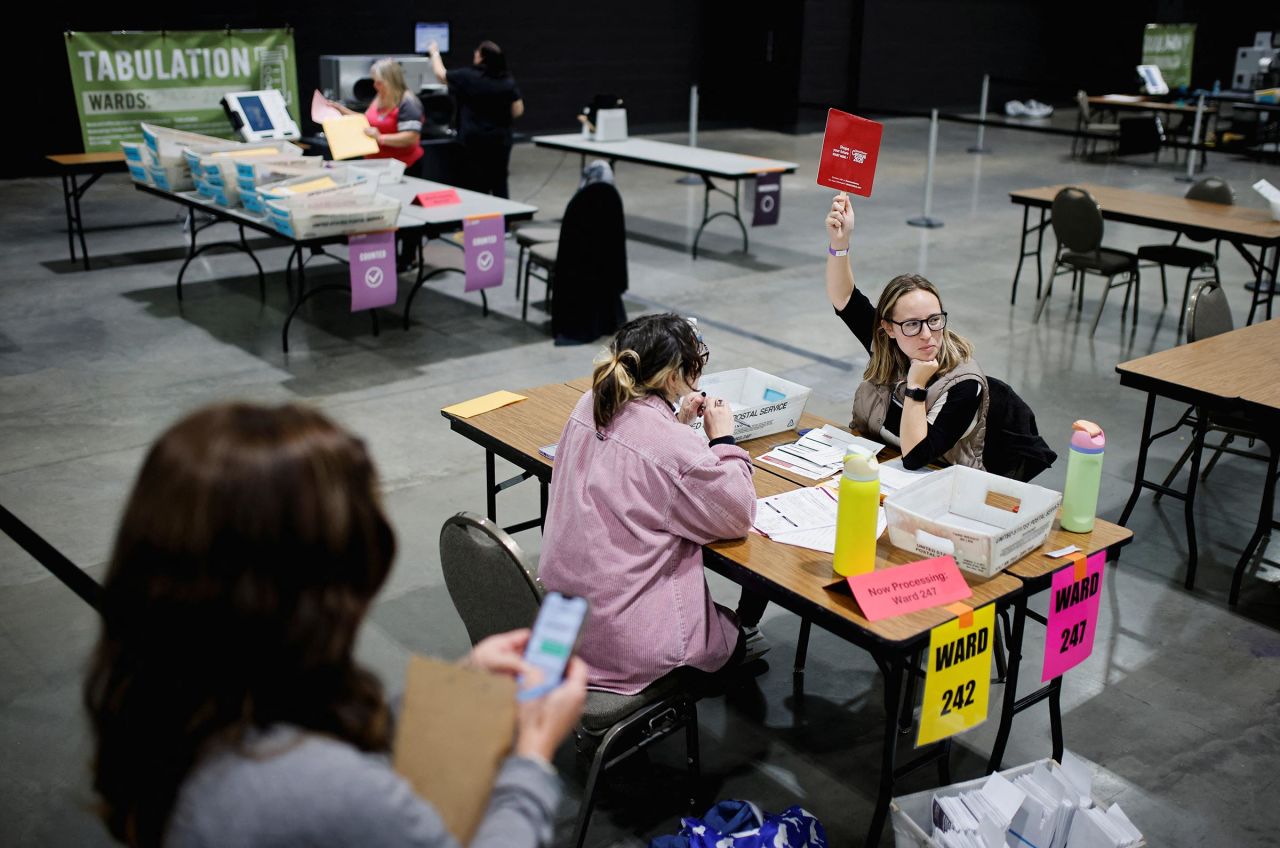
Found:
1136,64 -> 1169,96
415,22 -> 450,54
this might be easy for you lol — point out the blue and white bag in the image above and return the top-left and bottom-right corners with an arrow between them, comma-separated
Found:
649,799 -> 828,848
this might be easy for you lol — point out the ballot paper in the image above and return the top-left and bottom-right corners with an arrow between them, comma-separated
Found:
757,425 -> 884,479
932,773 -> 1025,843
878,457 -> 940,493
752,486 -> 885,553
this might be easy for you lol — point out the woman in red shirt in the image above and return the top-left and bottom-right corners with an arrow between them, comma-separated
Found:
329,58 -> 425,175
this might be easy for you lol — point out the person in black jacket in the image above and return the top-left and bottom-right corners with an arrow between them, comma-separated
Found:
428,40 -> 524,198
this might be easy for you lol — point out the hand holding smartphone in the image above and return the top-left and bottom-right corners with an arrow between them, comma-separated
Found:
518,592 -> 589,702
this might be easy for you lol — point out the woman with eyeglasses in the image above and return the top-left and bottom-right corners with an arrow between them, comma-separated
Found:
538,313 -> 768,697
825,193 -> 989,470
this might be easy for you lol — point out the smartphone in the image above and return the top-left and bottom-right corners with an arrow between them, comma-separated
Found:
518,592 -> 589,701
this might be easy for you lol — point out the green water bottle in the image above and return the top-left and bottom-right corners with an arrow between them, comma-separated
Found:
833,449 -> 880,577
1061,420 -> 1105,533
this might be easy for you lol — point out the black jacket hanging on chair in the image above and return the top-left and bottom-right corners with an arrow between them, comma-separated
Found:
551,182 -> 628,345
982,376 -> 1058,482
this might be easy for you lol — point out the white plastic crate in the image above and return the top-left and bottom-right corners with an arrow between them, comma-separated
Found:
883,466 -> 1061,578
891,758 -> 1145,847
691,368 -> 812,442
266,193 -> 400,240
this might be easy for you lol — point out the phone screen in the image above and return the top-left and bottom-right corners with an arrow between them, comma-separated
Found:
518,592 -> 589,701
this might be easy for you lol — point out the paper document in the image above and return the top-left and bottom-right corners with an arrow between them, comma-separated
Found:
754,486 -> 885,553
323,114 -> 380,160
311,89 -> 342,123
758,425 -> 884,479
879,457 -> 938,493
280,176 -> 338,194
441,391 -> 527,419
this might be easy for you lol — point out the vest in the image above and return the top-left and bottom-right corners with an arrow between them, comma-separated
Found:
849,360 -> 990,469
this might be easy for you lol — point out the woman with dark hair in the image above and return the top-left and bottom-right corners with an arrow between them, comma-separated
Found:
538,314 -> 767,696
428,40 -> 524,197
824,193 -> 989,470
84,403 -> 586,848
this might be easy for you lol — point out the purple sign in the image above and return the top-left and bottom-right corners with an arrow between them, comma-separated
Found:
752,172 -> 781,227
349,230 -> 397,312
464,214 -> 505,292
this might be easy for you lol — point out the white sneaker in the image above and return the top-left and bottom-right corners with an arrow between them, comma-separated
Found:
1004,100 -> 1028,117
1024,100 -> 1054,119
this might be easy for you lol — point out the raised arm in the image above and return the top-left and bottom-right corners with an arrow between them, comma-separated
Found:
427,42 -> 447,83
825,193 -> 856,310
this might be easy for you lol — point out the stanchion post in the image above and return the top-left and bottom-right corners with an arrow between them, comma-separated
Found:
1175,94 -> 1205,183
968,74 -> 991,154
908,109 -> 945,228
677,84 -> 701,185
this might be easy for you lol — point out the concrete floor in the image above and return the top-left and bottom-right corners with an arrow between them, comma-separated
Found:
2,120 -> 1278,847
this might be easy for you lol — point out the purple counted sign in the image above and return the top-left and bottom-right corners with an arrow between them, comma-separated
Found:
464,214 -> 505,292
752,172 -> 781,227
349,230 -> 397,311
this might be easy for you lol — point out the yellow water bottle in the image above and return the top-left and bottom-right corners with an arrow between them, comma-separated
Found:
833,450 -> 880,577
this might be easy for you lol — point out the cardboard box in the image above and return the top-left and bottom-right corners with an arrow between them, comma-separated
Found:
883,466 -> 1061,578
692,368 -> 811,442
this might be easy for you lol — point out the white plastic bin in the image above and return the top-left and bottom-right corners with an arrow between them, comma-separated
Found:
692,368 -> 812,442
266,193 -> 400,240
891,758 -> 1145,847
883,466 -> 1061,577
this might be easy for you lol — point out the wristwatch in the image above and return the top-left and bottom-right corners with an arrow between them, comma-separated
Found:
828,244 -> 849,257
904,385 -> 928,402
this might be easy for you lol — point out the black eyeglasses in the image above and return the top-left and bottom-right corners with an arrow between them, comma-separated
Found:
697,341 -> 710,366
886,312 -> 947,337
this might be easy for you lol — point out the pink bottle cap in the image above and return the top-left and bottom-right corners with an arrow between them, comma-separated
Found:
1071,420 -> 1105,453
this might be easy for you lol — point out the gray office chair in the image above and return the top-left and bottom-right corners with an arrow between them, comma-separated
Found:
439,513 -> 702,848
1072,91 -> 1119,157
511,223 -> 560,303
1137,178 -> 1233,332
1033,188 -> 1141,336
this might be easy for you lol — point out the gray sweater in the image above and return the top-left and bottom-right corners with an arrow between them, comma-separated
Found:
164,725 -> 561,848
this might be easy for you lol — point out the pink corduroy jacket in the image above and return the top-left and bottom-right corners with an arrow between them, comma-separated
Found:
538,392 -> 757,694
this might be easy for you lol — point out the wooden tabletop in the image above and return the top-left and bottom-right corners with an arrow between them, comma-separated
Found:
1005,516 -> 1133,585
1088,95 -> 1217,115
441,383 -> 582,473
708,469 -> 1022,646
1116,318 -> 1280,418
46,152 -> 128,166
1009,183 -> 1280,244
445,381 -> 1134,645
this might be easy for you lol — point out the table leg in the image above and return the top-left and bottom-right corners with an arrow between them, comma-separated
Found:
1117,393 -> 1157,529
691,176 -> 749,259
1048,676 -> 1065,763
1182,413 -> 1207,589
867,657 -> 905,848
70,173 -> 92,271
60,174 -> 76,264
987,594 -> 1027,772
486,451 -> 497,522
540,479 -> 548,527
1228,440 -> 1278,606
238,225 -> 265,303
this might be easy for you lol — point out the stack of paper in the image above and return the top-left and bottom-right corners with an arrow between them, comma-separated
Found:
1007,753 -> 1096,848
757,425 -> 884,480
1065,804 -> 1143,848
752,486 -> 885,553
931,773 -> 1025,847
878,457 -> 940,493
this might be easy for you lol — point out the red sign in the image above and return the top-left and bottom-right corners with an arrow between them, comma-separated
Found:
848,555 -> 972,621
816,108 -> 884,197
413,189 -> 462,207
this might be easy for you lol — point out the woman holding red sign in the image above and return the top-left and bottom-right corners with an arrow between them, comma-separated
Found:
824,193 -> 990,471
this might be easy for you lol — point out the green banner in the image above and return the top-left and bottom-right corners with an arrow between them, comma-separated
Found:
1142,23 -> 1196,90
64,29 -> 299,153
